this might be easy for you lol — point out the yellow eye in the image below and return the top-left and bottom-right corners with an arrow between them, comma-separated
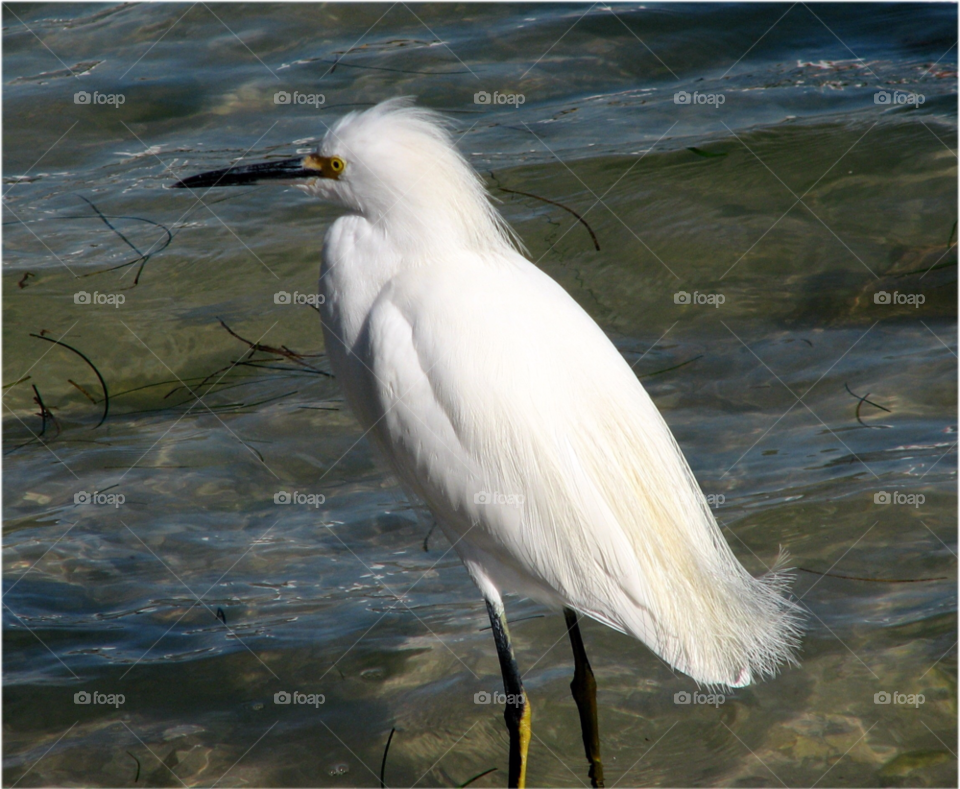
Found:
330,157 -> 345,173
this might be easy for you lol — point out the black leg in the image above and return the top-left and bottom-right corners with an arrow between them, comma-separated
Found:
486,598 -> 531,788
565,608 -> 604,788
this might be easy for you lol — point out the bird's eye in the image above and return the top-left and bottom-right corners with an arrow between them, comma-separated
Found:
330,157 -> 345,173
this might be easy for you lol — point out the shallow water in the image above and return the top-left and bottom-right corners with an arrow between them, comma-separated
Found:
2,3 -> 957,787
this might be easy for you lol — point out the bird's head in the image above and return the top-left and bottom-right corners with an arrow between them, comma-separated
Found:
174,97 -> 520,256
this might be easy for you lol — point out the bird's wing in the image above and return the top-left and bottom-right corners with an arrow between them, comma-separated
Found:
359,253 -> 800,688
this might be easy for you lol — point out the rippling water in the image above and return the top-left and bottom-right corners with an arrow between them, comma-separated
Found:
3,3 -> 957,787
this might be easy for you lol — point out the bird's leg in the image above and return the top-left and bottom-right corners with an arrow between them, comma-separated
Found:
564,607 -> 605,788
485,598 -> 531,788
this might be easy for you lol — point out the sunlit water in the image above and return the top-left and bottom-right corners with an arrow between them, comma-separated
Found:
3,3 -> 957,787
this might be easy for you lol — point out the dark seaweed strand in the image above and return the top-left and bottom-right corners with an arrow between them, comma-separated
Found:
219,319 -> 333,376
125,752 -> 140,783
844,382 -> 892,428
638,354 -> 704,379
460,768 -> 498,787
496,182 -> 601,251
29,334 -> 109,427
31,384 -> 60,438
79,195 -> 144,259
380,727 -> 396,789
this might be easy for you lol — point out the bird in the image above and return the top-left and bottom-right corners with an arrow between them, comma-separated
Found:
175,97 -> 802,788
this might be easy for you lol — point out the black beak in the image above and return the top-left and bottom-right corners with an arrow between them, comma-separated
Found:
172,157 -> 315,189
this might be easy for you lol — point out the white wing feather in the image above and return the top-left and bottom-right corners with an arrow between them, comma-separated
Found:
334,244 -> 800,689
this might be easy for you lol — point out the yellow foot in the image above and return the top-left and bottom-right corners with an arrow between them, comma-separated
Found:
517,698 -> 531,788
507,696 -> 532,788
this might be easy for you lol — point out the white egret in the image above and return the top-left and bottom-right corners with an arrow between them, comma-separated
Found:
176,98 -> 801,788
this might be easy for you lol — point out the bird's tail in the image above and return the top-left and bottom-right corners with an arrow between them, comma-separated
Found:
547,388 -> 804,689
